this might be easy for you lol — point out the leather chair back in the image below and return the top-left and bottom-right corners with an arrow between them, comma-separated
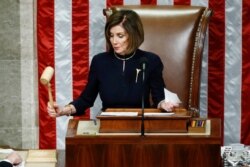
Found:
103,5 -> 212,111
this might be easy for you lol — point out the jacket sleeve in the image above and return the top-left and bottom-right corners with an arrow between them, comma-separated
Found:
70,57 -> 99,116
149,55 -> 165,107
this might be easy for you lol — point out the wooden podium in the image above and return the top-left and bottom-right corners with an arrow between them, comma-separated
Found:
66,109 -> 222,167
97,108 -> 191,133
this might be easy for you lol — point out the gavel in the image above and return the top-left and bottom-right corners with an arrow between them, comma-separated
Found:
40,66 -> 54,107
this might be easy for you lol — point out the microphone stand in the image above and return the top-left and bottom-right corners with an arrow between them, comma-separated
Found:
141,63 -> 146,136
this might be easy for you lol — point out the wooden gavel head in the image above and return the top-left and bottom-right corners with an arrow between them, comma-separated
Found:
40,66 -> 54,85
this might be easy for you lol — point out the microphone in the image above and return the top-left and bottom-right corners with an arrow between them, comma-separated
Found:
139,57 -> 148,81
139,57 -> 148,136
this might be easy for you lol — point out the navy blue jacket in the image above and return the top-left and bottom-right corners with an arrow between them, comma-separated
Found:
71,49 -> 165,115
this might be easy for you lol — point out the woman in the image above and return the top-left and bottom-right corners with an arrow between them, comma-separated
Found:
47,10 -> 178,117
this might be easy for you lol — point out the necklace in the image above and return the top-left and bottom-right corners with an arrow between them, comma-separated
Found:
114,51 -> 136,72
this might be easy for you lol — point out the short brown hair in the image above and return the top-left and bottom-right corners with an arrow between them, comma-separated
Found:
105,10 -> 144,54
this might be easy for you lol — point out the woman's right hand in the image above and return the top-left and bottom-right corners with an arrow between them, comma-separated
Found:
47,102 -> 76,117
47,102 -> 62,117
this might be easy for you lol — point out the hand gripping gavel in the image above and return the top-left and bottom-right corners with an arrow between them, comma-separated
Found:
40,66 -> 54,107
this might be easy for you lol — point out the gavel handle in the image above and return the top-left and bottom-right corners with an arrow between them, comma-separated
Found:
47,83 -> 54,107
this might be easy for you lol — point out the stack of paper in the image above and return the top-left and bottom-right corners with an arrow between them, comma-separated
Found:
25,149 -> 57,167
77,120 -> 100,135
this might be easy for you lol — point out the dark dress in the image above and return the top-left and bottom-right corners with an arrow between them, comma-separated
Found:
70,49 -> 165,115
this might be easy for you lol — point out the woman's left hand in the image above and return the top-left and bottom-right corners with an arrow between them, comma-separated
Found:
159,101 -> 179,112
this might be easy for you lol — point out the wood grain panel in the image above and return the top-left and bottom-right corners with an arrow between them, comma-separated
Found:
66,119 -> 222,167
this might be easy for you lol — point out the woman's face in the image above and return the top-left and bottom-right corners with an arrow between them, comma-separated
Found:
109,25 -> 129,55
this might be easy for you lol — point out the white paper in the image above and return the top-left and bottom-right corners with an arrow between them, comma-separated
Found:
77,120 -> 100,135
164,88 -> 181,104
144,112 -> 174,116
100,112 -> 138,116
0,149 -> 14,154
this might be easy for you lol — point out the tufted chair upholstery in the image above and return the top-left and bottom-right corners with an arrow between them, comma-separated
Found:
103,5 -> 212,112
